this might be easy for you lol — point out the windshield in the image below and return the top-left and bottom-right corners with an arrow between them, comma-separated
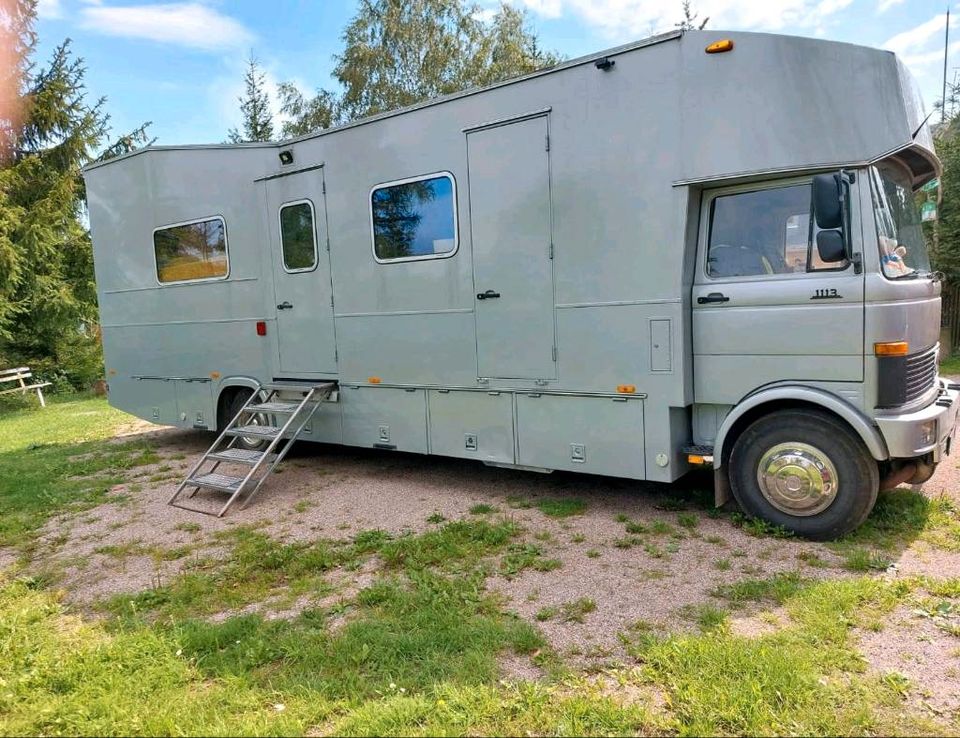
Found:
869,162 -> 931,279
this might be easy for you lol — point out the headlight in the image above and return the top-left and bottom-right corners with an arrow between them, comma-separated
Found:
919,420 -> 937,446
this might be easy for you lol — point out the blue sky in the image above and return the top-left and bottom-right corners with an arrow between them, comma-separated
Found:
33,0 -> 960,146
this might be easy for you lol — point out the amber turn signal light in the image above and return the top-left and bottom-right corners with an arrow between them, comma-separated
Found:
705,39 -> 734,54
616,384 -> 636,394
368,376 -> 382,384
874,341 -> 909,356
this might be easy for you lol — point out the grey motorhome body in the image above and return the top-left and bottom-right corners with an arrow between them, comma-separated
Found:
84,30 -> 959,538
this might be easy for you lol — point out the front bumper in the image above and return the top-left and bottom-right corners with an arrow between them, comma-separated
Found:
875,378 -> 960,461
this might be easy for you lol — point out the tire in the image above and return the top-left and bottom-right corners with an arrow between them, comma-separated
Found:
729,408 -> 879,540
223,389 -> 269,452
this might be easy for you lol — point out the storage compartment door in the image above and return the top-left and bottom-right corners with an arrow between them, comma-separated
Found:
428,390 -> 514,463
341,386 -> 428,453
516,394 -> 645,478
174,379 -> 214,429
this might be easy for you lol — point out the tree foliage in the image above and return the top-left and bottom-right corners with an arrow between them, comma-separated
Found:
930,123 -> 960,282
227,55 -> 275,143
675,0 -> 709,31
276,0 -> 560,137
0,0 -> 150,389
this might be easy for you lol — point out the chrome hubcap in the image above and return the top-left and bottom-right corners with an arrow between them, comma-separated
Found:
756,442 -> 838,516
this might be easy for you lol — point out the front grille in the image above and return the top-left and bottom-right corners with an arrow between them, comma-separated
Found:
877,343 -> 939,408
904,346 -> 938,404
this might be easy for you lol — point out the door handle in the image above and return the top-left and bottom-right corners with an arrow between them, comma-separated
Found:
277,301 -> 293,310
477,290 -> 501,300
697,293 -> 730,304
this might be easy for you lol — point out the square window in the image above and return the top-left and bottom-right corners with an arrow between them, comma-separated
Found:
371,173 -> 457,262
154,217 -> 228,283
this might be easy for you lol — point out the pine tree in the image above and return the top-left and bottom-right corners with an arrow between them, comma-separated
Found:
227,55 -> 275,143
0,0 -> 151,388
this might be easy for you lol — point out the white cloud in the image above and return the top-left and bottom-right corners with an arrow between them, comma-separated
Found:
877,0 -> 905,13
883,14 -> 947,56
511,0 -> 853,38
36,0 -> 64,20
78,2 -> 254,51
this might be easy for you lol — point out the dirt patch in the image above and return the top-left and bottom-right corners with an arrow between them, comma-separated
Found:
498,652 -> 546,682
858,605 -> 960,721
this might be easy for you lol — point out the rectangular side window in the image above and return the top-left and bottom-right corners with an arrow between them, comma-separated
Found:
279,201 -> 318,272
371,173 -> 457,262
707,183 -> 847,278
154,217 -> 228,283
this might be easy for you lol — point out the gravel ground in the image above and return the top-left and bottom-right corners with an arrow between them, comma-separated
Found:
12,416 -> 960,706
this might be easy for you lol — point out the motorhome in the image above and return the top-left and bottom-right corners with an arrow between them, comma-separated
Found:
83,30 -> 959,538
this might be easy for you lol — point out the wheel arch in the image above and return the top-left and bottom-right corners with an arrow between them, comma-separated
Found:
714,386 -> 889,470
215,377 -> 260,430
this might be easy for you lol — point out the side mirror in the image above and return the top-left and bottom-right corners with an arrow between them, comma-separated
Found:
816,229 -> 846,263
812,173 -> 843,229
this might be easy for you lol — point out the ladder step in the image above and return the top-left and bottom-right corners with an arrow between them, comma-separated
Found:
225,424 -> 282,439
246,401 -> 303,414
263,381 -> 336,392
207,448 -> 277,465
187,472 -> 246,493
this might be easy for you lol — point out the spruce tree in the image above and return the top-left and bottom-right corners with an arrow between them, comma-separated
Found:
227,55 -> 275,143
0,0 -> 150,388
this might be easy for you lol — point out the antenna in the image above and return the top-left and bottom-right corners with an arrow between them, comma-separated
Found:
943,6 -> 951,124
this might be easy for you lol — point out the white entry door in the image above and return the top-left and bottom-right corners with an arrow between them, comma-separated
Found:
467,115 -> 556,380
264,169 -> 337,375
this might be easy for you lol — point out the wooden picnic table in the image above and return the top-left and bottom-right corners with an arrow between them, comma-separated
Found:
0,367 -> 52,407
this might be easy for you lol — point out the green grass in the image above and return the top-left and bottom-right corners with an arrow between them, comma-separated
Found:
835,488 -> 960,553
468,503 -> 498,515
939,353 -> 960,375
711,572 -> 807,608
0,395 -> 157,548
535,498 -> 587,518
2,395 -> 959,735
622,577 -> 944,736
558,598 -> 596,624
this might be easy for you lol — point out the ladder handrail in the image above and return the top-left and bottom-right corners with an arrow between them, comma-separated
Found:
237,387 -> 330,511
167,384 -> 265,505
214,387 -> 320,516
169,381 -> 336,516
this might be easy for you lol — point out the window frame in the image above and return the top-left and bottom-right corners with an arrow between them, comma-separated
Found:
278,198 -> 319,274
152,215 -> 230,286
369,171 -> 459,264
700,175 -> 852,283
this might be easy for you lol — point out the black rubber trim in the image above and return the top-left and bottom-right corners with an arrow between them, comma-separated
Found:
876,355 -> 907,408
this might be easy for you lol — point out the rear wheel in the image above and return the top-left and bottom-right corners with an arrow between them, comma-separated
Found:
222,388 -> 269,452
729,408 -> 879,540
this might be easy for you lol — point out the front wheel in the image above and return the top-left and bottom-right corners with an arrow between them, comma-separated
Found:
729,409 -> 879,540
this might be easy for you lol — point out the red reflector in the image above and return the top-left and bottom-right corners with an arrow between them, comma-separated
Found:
256,321 -> 267,336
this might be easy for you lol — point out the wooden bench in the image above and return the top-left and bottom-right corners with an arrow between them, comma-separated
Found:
0,367 -> 52,407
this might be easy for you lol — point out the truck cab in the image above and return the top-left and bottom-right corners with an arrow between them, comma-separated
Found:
691,145 -> 959,539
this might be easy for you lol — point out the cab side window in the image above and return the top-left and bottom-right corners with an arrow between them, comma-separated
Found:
706,183 -> 846,278
707,185 -> 807,277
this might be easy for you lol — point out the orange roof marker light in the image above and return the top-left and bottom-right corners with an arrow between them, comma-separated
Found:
616,384 -> 636,394
874,341 -> 909,357
368,376 -> 382,384
705,39 -> 734,54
